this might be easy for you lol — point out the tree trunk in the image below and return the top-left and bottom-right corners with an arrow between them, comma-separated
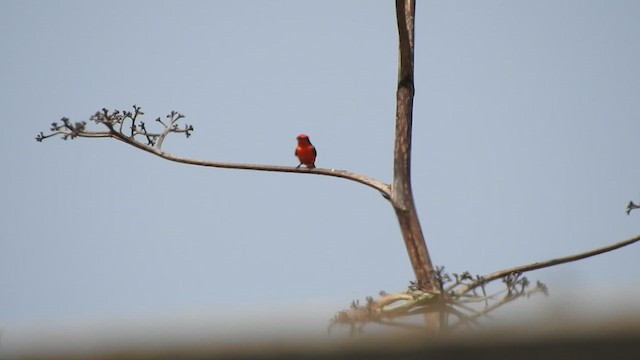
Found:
393,0 -> 440,293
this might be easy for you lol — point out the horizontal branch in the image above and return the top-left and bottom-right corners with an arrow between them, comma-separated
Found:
455,233 -> 640,295
44,127 -> 392,199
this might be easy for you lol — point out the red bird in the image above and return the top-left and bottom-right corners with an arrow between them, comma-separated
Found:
295,134 -> 317,169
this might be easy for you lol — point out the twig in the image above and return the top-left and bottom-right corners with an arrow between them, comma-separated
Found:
626,201 -> 640,215
156,111 -> 185,150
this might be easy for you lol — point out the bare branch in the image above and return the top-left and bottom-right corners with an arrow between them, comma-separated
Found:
35,118 -> 88,142
455,233 -> 640,295
146,149 -> 390,197
448,281 -> 547,330
332,233 -> 640,333
330,289 -> 439,333
330,269 -> 547,333
156,111 -> 187,150
36,106 -> 391,198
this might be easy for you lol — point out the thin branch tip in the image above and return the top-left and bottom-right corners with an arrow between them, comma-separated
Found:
35,105 -> 194,148
626,200 -> 640,215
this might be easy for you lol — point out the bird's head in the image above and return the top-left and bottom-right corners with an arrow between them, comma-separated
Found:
296,134 -> 311,144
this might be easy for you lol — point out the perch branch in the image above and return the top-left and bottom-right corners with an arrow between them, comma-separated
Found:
36,107 -> 391,199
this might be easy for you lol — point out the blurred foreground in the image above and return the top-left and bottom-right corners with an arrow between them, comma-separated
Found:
3,318 -> 640,359
3,312 -> 639,359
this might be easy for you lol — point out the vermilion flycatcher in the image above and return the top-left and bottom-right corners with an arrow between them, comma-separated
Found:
295,134 -> 317,168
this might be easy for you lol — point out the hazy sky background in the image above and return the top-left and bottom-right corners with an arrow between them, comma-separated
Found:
2,0 -> 640,354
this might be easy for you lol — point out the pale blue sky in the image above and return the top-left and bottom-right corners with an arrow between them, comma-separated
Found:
1,0 -> 640,352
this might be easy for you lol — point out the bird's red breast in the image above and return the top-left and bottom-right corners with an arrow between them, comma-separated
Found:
295,134 -> 317,168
